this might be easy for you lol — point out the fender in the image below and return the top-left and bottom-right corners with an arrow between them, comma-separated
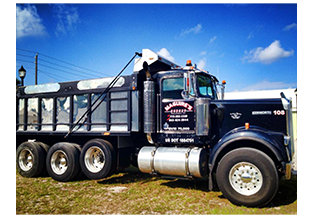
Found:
208,127 -> 287,190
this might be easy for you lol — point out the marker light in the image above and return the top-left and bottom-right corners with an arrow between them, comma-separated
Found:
222,80 -> 226,85
245,123 -> 250,130
186,60 -> 192,66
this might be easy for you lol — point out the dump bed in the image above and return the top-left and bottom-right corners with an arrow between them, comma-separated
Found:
16,75 -> 140,136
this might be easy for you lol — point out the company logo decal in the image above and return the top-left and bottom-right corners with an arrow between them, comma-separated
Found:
162,101 -> 195,131
230,112 -> 242,119
164,101 -> 193,112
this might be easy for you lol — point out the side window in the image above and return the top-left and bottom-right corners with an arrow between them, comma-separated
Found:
162,77 -> 184,99
197,74 -> 214,98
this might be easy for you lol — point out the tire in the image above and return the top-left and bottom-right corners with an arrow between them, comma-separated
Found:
216,147 -> 279,207
36,142 -> 50,176
46,142 -> 81,182
16,141 -> 46,178
80,139 -> 116,180
37,142 -> 50,154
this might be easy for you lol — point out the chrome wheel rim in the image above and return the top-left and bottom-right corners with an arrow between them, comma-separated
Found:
229,162 -> 263,196
51,150 -> 68,175
19,149 -> 34,171
84,146 -> 105,173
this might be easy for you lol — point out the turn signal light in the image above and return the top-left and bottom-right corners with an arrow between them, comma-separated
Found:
245,123 -> 250,130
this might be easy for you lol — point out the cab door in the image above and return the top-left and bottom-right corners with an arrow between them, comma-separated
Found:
160,75 -> 195,133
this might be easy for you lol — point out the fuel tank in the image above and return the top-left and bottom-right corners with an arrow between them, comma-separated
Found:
138,146 -> 207,178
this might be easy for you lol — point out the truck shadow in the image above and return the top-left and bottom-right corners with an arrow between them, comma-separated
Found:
97,166 -> 159,185
270,174 -> 297,207
161,174 -> 297,208
98,166 -> 209,192
97,166 -> 297,208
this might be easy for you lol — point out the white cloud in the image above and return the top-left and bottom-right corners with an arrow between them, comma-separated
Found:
247,31 -> 254,40
247,25 -> 263,40
283,23 -> 297,31
209,36 -> 217,44
197,58 -> 206,69
180,24 -> 202,36
243,40 -> 294,64
200,51 -> 206,56
53,4 -> 80,37
16,5 -> 47,39
241,79 -> 296,91
157,48 -> 175,62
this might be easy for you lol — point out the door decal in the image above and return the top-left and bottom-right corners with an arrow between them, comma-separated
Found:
162,100 -> 195,131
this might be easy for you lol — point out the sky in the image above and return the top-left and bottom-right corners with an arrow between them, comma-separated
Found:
15,3 -> 297,92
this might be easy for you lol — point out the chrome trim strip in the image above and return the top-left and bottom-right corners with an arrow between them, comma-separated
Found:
280,92 -> 295,160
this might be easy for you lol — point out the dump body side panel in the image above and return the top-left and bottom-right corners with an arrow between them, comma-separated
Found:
16,75 -> 141,137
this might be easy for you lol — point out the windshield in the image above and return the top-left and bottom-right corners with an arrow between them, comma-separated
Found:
196,74 -> 217,99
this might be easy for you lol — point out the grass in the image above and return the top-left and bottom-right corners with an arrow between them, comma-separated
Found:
16,166 -> 297,215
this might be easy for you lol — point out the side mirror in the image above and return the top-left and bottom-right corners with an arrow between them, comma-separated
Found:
182,71 -> 195,99
181,72 -> 191,99
221,80 -> 226,100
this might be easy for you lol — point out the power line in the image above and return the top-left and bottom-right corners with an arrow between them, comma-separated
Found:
16,53 -> 35,59
39,58 -> 103,79
16,48 -> 37,54
39,53 -> 107,77
16,64 -> 34,71
39,70 -> 70,81
16,59 -> 35,64
16,48 -> 109,78
40,71 -> 60,81
39,63 -> 95,79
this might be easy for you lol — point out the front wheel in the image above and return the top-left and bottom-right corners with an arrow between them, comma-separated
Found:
216,147 -> 279,207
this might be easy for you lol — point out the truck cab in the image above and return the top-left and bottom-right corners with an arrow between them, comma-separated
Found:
155,67 -> 217,143
135,49 -> 294,207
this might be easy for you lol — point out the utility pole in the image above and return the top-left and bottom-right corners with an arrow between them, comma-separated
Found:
35,53 -> 38,85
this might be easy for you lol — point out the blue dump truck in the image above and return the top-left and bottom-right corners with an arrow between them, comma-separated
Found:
16,49 -> 294,207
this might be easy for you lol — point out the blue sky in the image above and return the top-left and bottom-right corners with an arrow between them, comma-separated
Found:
16,3 -> 297,92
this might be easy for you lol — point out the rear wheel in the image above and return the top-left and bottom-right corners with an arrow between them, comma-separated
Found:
16,141 -> 46,177
46,142 -> 81,182
216,147 -> 279,207
80,139 -> 116,180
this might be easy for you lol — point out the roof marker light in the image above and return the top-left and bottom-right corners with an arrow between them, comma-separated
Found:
186,60 -> 192,66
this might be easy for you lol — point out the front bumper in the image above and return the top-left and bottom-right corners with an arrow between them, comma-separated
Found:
281,92 -> 295,180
